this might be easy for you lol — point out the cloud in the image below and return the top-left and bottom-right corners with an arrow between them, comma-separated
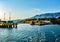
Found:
33,8 -> 40,11
32,8 -> 43,14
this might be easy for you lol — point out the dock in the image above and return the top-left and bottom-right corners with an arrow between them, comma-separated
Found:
0,21 -> 18,28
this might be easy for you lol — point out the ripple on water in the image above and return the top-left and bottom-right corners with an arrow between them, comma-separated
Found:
0,24 -> 60,42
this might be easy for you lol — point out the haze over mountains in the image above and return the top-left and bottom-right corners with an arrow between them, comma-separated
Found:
31,12 -> 60,19
9,12 -> 60,22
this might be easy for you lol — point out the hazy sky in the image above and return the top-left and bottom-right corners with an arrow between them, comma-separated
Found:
0,0 -> 60,20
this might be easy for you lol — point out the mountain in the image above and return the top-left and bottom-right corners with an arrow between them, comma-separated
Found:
32,12 -> 60,19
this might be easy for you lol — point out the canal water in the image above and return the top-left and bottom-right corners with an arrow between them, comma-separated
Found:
0,24 -> 60,42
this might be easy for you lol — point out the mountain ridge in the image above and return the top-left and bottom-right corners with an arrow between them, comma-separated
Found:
31,12 -> 60,18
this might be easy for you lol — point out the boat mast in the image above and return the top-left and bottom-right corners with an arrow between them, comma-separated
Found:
4,13 -> 5,20
9,12 -> 11,20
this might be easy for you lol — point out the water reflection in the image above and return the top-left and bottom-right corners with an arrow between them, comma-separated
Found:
0,24 -> 60,42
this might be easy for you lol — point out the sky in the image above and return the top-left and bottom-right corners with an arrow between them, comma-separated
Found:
0,0 -> 60,20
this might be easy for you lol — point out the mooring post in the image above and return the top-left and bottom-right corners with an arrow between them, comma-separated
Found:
13,23 -> 14,28
13,23 -> 17,28
15,23 -> 17,28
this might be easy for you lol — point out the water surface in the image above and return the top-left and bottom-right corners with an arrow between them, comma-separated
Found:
0,24 -> 60,42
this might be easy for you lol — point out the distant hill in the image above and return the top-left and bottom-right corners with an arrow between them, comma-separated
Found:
31,12 -> 60,19
8,19 -> 21,23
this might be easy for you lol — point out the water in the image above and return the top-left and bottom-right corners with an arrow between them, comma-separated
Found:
0,24 -> 60,42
